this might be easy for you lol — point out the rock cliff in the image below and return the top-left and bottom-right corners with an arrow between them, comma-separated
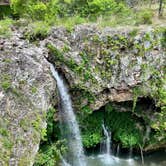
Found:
0,24 -> 165,165
0,31 -> 56,165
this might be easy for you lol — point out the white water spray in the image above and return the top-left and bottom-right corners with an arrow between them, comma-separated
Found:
50,64 -> 86,166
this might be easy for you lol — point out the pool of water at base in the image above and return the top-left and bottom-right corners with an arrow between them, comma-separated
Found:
86,150 -> 166,166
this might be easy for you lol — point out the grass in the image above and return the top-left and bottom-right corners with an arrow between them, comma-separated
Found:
51,3 -> 165,30
0,18 -> 13,37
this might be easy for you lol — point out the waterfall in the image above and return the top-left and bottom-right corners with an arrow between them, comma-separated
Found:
102,124 -> 111,155
50,64 -> 86,166
116,144 -> 120,157
129,147 -> 133,158
139,145 -> 144,166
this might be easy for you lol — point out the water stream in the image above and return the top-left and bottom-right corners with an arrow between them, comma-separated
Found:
102,124 -> 111,155
50,64 -> 86,166
116,144 -> 120,157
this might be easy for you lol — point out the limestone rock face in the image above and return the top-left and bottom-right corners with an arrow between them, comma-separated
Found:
0,32 -> 56,165
47,25 -> 165,110
46,25 -> 165,153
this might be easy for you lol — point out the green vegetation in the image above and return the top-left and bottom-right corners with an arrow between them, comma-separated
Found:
0,74 -> 12,91
24,21 -> 50,41
79,111 -> 104,148
34,107 -> 66,166
0,118 -> 13,163
0,18 -> 13,37
0,5 -> 12,19
105,104 -> 144,147
0,0 -> 165,37
78,101 -> 145,149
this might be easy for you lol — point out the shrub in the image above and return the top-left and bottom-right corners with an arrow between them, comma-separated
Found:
24,21 -> 50,41
10,0 -> 30,16
136,9 -> 153,24
88,0 -> 118,15
79,111 -> 104,148
105,104 -> 144,147
34,141 -> 66,166
0,18 -> 13,37
29,2 -> 47,20
0,5 -> 12,19
11,0 -> 59,20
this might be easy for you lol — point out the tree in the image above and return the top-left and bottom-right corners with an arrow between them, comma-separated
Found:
158,0 -> 164,16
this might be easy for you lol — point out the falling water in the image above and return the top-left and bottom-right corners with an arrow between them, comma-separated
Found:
129,147 -> 133,158
143,126 -> 151,144
102,124 -> 111,155
50,64 -> 86,166
116,144 -> 120,157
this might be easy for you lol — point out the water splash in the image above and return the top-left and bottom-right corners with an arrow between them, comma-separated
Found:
50,64 -> 86,166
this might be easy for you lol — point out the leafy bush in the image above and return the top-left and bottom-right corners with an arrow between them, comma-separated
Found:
68,0 -> 129,17
0,18 -> 13,37
82,133 -> 101,148
34,108 -> 64,165
29,2 -> 47,20
79,111 -> 104,148
11,0 -> 59,20
88,0 -> 118,15
105,104 -> 144,147
0,5 -> 12,19
24,21 -> 50,41
10,0 -> 30,16
136,9 -> 153,24
34,141 -> 66,166
10,0 -> 130,20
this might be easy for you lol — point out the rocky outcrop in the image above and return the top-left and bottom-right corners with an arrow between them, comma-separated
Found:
47,25 -> 165,110
0,32 -> 56,165
46,25 -> 165,152
0,24 -> 165,165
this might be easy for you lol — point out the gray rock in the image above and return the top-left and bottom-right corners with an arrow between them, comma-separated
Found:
0,32 -> 56,165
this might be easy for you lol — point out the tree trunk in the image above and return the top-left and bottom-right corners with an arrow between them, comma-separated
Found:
159,0 -> 163,16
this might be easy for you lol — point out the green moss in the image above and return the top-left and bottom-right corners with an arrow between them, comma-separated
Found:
32,114 -> 47,141
1,81 -> 11,91
0,128 -> 8,137
82,133 -> 101,148
19,118 -> 30,132
81,105 -> 93,114
31,86 -> 37,94
2,138 -> 13,149
0,118 -> 13,164
129,29 -> 138,37
0,74 -> 12,91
